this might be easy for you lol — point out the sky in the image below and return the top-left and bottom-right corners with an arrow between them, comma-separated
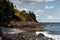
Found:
10,0 -> 60,22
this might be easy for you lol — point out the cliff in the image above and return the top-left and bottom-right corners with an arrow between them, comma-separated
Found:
0,0 -> 39,27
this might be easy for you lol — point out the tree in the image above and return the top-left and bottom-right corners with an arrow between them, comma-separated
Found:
28,11 -> 36,21
0,0 -> 18,26
0,0 -> 37,27
18,10 -> 28,21
17,10 -> 37,21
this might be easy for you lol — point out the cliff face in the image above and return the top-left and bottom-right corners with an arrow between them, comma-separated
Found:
0,0 -> 38,27
8,21 -> 39,27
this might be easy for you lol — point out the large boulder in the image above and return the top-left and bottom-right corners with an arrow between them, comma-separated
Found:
38,33 -> 54,40
38,33 -> 45,38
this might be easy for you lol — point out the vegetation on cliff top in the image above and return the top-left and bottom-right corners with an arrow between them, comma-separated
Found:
0,0 -> 37,27
15,9 -> 36,21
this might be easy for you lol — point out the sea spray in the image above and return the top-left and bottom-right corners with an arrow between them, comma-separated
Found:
36,31 -> 60,40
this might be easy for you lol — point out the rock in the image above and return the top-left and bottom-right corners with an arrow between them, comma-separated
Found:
29,37 -> 35,40
38,33 -> 45,38
0,37 -> 2,40
0,28 -> 2,36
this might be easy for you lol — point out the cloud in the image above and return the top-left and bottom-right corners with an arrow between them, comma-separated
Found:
35,10 -> 44,15
19,8 -> 28,11
35,10 -> 45,18
47,15 -> 60,19
10,0 -> 55,5
44,0 -> 55,2
19,0 -> 43,5
47,15 -> 53,19
19,0 -> 55,4
19,0 -> 43,3
37,16 -> 60,22
51,12 -> 60,19
45,6 -> 54,9
10,0 -> 21,4
16,7 -> 29,12
39,15 -> 59,20
36,15 -> 40,16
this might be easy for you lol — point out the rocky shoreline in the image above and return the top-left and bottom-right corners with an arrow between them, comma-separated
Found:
0,27 -> 54,40
0,32 -> 54,40
0,21 -> 54,40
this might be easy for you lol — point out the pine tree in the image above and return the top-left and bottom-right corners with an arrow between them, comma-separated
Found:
0,0 -> 18,26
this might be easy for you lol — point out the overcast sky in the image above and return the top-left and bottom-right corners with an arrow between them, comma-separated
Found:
10,0 -> 60,22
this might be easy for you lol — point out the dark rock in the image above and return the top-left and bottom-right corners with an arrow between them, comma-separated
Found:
0,28 -> 2,36
2,37 -> 12,40
38,33 -> 45,38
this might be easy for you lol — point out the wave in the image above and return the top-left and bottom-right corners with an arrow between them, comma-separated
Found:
36,31 -> 60,40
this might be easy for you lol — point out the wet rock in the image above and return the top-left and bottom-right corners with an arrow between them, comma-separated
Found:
37,33 -> 54,40
38,33 -> 45,38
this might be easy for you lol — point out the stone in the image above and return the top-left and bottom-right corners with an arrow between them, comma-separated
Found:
0,37 -> 2,40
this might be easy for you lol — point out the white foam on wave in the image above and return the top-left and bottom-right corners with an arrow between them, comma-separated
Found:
36,31 -> 60,40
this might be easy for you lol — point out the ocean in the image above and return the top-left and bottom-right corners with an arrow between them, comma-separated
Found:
36,23 -> 60,40
44,23 -> 60,32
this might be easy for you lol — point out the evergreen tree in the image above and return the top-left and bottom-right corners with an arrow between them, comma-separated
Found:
0,0 -> 18,26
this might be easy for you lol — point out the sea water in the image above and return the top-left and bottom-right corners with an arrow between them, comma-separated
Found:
36,23 -> 60,40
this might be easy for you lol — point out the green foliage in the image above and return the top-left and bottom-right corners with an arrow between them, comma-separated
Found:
28,11 -> 36,21
16,10 -> 36,21
0,0 -> 37,27
0,0 -> 18,26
